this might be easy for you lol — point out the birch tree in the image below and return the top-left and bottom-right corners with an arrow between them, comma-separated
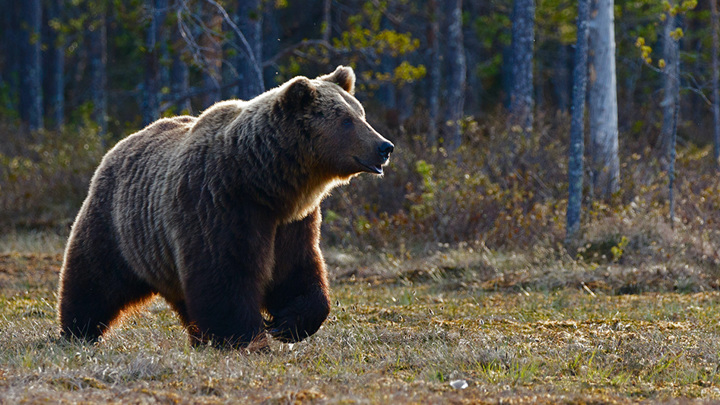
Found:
661,3 -> 685,227
588,0 -> 620,199
668,53 -> 680,228
566,0 -> 591,242
658,6 -> 680,163
441,0 -> 466,151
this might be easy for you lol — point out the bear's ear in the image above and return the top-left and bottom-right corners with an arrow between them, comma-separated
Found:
318,66 -> 355,94
282,76 -> 317,109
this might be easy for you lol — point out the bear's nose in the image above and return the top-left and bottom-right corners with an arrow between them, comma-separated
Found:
378,141 -> 394,161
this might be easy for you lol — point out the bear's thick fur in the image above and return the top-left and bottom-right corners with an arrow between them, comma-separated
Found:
57,66 -> 393,348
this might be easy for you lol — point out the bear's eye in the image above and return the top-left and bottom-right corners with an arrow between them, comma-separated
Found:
341,117 -> 354,129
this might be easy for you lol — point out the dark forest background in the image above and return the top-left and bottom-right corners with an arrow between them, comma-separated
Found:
1,0 -> 719,271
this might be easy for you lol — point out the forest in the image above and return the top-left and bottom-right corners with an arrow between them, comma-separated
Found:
2,0 -> 720,403
1,0 -> 719,251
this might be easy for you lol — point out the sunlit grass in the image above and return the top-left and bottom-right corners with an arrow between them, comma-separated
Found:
2,247 -> 720,402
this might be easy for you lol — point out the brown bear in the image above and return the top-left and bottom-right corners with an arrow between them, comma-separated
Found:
57,66 -> 393,348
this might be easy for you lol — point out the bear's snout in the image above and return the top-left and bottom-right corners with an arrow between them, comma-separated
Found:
378,141 -> 394,161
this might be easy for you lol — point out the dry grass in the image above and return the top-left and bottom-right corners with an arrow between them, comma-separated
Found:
2,239 -> 720,403
0,229 -> 67,255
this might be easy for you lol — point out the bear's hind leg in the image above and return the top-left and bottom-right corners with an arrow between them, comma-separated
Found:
59,266 -> 154,342
58,232 -> 154,342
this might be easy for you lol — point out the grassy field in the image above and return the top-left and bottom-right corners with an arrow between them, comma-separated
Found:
1,235 -> 720,403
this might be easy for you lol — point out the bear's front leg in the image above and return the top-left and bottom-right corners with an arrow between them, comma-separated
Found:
183,275 -> 266,348
264,208 -> 331,343
179,211 -> 277,349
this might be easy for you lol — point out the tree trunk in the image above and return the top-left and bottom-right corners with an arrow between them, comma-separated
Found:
711,0 -> 720,167
461,1 -> 482,115
396,77 -> 413,127
427,0 -> 441,146
658,9 -> 680,163
42,0 -> 64,130
231,0 -> 263,100
157,0 -> 170,99
88,4 -> 107,136
143,0 -> 167,126
377,15 -> 396,124
554,44 -> 570,113
441,0 -> 466,151
588,0 -> 619,199
18,0 -> 43,132
261,6 -> 280,88
322,0 -> 331,43
143,0 -> 159,125
566,0 -> 591,242
668,62 -> 680,228
508,0 -> 535,135
201,3 -> 222,108
170,23 -> 192,114
1,1 -> 20,102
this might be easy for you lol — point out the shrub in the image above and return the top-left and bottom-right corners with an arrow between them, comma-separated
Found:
321,109 -> 720,277
321,112 -> 570,252
0,123 -> 104,228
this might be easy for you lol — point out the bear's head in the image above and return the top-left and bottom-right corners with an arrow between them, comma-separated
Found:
279,66 -> 394,180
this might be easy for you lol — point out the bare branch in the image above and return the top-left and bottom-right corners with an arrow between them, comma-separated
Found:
263,39 -> 334,68
639,58 -> 713,107
159,79 -> 245,112
203,0 -> 263,84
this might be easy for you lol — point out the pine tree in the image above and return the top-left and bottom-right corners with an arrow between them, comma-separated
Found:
508,0 -> 535,136
566,0 -> 591,242
18,0 -> 44,131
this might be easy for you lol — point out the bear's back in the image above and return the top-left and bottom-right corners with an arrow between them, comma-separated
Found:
93,115 -> 198,298
190,100 -> 244,138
